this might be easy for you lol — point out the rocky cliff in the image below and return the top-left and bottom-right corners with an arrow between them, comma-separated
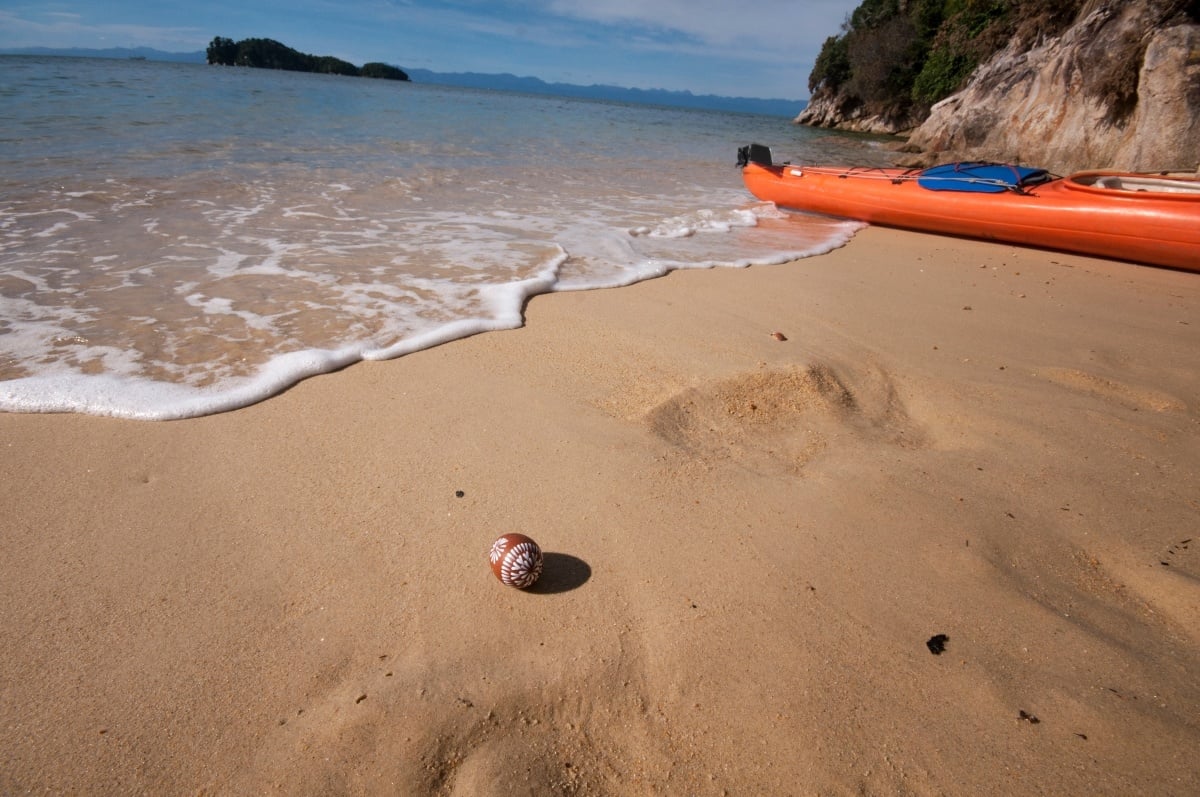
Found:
800,0 -> 1200,173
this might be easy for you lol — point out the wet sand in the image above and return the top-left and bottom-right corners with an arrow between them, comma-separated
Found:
2,226 -> 1198,795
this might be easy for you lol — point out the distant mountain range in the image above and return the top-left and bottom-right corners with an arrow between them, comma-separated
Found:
401,69 -> 804,117
1,46 -> 208,63
1,46 -> 806,118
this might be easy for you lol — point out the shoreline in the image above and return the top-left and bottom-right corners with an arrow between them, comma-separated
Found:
2,226 -> 1198,794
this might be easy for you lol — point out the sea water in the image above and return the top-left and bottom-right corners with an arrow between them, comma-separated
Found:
0,56 -> 893,420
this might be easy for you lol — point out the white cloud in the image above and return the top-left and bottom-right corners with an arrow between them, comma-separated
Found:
0,9 -> 204,50
542,0 -> 855,52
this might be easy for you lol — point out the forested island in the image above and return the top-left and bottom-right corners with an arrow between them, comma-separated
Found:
205,37 -> 408,81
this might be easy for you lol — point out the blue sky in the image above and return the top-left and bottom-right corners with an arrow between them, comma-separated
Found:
0,1 -> 862,99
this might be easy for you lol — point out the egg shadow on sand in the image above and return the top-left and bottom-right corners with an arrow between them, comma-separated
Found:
528,553 -> 591,594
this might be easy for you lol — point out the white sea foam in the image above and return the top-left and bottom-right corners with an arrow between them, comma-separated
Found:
0,56 -> 891,419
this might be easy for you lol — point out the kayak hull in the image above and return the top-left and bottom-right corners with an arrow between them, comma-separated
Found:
740,161 -> 1200,272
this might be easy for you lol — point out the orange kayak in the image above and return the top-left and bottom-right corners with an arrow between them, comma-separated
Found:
738,144 -> 1200,272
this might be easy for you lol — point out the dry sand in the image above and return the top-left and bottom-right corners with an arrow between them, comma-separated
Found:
2,227 -> 1198,795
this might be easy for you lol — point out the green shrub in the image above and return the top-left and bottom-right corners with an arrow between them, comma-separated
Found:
911,48 -> 976,104
810,35 -> 851,93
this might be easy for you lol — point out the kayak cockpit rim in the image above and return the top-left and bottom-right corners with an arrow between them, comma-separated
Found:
1066,171 -> 1200,197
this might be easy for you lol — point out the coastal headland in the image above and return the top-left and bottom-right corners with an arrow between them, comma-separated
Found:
801,0 -> 1200,174
2,227 -> 1198,794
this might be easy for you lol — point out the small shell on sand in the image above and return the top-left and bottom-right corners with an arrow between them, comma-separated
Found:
771,331 -> 788,341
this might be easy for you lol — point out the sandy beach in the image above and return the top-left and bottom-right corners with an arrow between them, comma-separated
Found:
2,226 -> 1198,795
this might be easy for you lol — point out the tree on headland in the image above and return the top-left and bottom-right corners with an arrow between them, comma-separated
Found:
205,36 -> 409,81
207,36 -> 238,66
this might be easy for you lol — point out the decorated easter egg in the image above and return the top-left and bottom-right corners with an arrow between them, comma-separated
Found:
489,533 -> 543,588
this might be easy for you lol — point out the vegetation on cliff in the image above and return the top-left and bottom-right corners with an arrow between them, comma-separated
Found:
808,0 -> 1095,126
808,0 -> 1200,132
903,0 -> 1200,172
206,37 -> 408,81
